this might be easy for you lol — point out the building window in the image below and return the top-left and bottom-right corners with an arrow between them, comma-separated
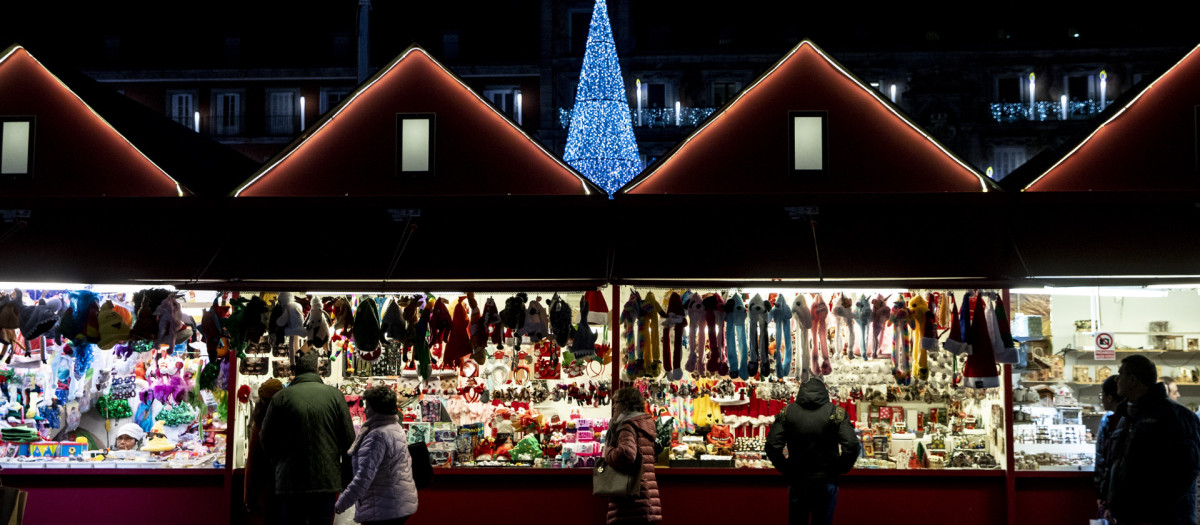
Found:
991,146 -> 1027,180
997,77 -> 1022,103
266,89 -> 298,136
319,88 -> 351,114
483,87 -> 522,124
1065,75 -> 1094,101
790,111 -> 826,172
570,10 -> 590,55
212,90 -> 244,136
0,117 -> 33,177
396,113 -> 435,176
712,81 -> 740,107
166,91 -> 196,129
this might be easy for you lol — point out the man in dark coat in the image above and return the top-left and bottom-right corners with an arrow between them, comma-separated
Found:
261,349 -> 355,525
1107,354 -> 1200,525
766,378 -> 859,525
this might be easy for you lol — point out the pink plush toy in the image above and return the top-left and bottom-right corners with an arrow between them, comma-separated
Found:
684,292 -> 706,375
870,294 -> 891,359
810,294 -> 831,375
792,294 -> 813,380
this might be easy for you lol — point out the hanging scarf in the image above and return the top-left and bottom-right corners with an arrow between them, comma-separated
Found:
349,412 -> 400,456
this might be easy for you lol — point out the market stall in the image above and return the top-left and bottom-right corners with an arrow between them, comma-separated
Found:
609,40 -> 1016,525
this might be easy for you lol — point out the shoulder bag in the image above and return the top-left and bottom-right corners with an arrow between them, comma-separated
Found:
593,423 -> 641,497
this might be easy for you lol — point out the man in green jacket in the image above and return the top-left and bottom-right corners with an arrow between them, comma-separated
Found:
261,349 -> 355,525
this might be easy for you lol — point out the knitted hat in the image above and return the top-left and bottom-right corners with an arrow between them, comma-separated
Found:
200,297 -> 223,360
500,293 -> 528,331
941,293 -> 971,356
442,298 -> 473,367
0,290 -> 21,329
992,296 -> 1018,363
268,298 -> 286,343
258,378 -> 284,401
584,290 -> 609,325
548,293 -> 572,347
379,298 -> 405,343
353,297 -> 381,360
154,296 -> 183,347
116,422 -> 146,441
570,294 -> 598,357
243,296 -> 270,346
97,301 -> 131,350
128,303 -> 158,342
963,293 -> 1000,389
276,292 -> 306,337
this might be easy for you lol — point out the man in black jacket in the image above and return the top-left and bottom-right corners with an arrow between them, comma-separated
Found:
1107,354 -> 1200,525
261,349 -> 356,525
766,378 -> 860,525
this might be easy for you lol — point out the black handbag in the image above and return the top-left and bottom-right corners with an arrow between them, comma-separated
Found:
593,425 -> 641,498
408,441 -> 434,489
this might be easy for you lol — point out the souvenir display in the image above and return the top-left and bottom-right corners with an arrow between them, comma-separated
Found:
620,287 -> 1006,470
0,288 -> 228,469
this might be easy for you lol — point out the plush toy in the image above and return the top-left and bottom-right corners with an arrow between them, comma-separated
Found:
684,292 -> 706,375
511,434 -> 543,461
853,294 -> 872,359
413,298 -> 434,381
428,298 -> 452,350
810,293 -> 831,376
662,292 -> 687,381
832,294 -> 856,360
890,299 -> 912,386
548,293 -> 572,347
747,293 -> 771,378
517,296 -> 548,344
639,292 -> 666,377
941,293 -> 970,356
724,293 -> 749,380
200,297 -> 224,362
792,294 -> 813,380
570,294 -> 598,358
243,296 -> 270,348
305,299 -> 332,349
500,293 -> 528,350
464,294 -> 487,364
380,298 -> 405,344
331,297 -> 354,337
442,297 -> 473,368
481,297 -> 503,349
908,295 -> 935,380
870,294 -> 891,359
154,295 -> 184,348
770,293 -> 792,379
620,292 -> 642,379
703,293 -> 728,376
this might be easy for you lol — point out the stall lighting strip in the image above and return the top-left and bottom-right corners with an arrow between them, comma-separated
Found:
1023,43 -> 1200,191
618,276 -> 989,283
621,40 -> 991,194
1010,287 -> 1170,298
0,45 -> 186,197
234,46 -> 593,197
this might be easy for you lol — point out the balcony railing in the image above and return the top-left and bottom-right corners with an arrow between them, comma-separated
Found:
557,107 -> 716,129
989,100 -> 1103,123
169,114 -> 301,138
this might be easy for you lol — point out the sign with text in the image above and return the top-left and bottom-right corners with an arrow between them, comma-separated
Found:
1095,332 -> 1116,360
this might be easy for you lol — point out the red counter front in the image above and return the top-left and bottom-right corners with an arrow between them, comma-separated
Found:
3,468 -> 229,525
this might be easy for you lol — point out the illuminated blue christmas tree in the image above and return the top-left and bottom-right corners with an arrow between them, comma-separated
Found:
564,0 -> 640,197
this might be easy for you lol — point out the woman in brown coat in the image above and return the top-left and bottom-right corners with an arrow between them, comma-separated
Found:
604,387 -> 662,524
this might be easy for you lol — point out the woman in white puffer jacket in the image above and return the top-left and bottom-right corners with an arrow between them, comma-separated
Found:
335,386 -> 418,525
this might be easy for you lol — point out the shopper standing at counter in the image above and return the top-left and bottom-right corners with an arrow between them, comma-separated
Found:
603,387 -> 662,524
765,378 -> 859,525
261,350 -> 356,525
334,385 -> 418,524
1107,355 -> 1200,525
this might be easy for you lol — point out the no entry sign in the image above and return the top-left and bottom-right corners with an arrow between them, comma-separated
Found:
1095,332 -> 1115,360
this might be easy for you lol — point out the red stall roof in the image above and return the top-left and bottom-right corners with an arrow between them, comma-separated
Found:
0,45 -> 185,197
1024,44 -> 1200,192
620,40 -> 992,196
235,45 -> 600,198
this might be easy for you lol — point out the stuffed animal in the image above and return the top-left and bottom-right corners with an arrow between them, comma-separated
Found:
770,294 -> 792,379
200,297 -> 224,362
810,293 -> 831,376
853,295 -> 872,359
620,292 -> 642,379
832,294 -> 856,359
305,299 -> 332,349
331,297 -> 354,337
154,295 -> 183,348
570,294 -> 598,358
464,294 -> 487,364
481,297 -> 503,348
662,292 -> 687,381
703,293 -> 727,376
548,293 -> 572,347
684,292 -> 706,375
908,295 -> 934,380
243,296 -> 270,348
747,293 -> 771,378
413,297 -> 434,381
500,293 -> 528,350
724,293 -> 749,380
639,292 -> 665,377
354,297 -> 383,362
870,294 -> 891,360
379,298 -> 405,344
890,299 -> 912,386
428,298 -> 452,350
792,294 -> 813,380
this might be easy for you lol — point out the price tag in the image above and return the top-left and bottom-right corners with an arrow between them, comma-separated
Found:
200,389 -> 218,410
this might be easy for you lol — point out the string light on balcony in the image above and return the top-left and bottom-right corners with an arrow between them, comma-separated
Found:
1099,70 -> 1107,109
563,0 -> 641,197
